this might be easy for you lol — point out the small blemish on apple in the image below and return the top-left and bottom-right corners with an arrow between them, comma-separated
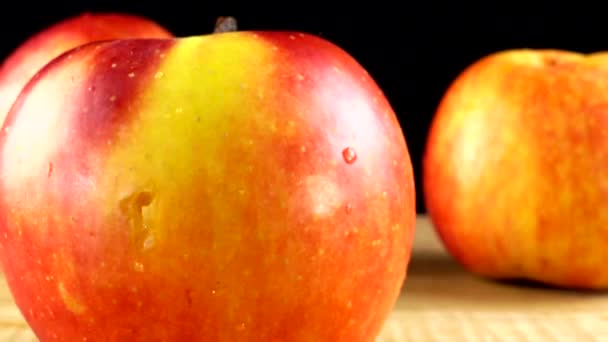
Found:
300,145 -> 307,153
109,95 -> 117,102
58,282 -> 86,315
154,71 -> 164,79
142,234 -> 155,251
128,72 -> 135,78
289,35 -> 296,40
119,190 -> 155,252
296,73 -> 304,81
133,261 -> 144,272
304,175 -> 343,218
345,203 -> 353,214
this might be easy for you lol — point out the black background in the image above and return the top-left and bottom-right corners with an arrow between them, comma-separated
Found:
1,1 -> 605,213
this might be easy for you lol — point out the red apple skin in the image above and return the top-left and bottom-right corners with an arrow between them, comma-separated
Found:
423,49 -> 608,290
0,32 -> 416,341
0,12 -> 173,124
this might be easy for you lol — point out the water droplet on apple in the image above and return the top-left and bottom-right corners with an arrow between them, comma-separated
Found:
342,147 -> 357,164
345,203 -> 353,214
133,261 -> 144,272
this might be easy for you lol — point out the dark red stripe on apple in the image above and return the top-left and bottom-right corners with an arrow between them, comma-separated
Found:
3,38 -> 176,146
73,38 -> 175,143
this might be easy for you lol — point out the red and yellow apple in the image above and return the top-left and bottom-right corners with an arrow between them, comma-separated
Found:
423,49 -> 608,289
0,12 -> 173,123
0,28 -> 416,341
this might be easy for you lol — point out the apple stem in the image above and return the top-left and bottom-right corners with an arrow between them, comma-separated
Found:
214,16 -> 238,33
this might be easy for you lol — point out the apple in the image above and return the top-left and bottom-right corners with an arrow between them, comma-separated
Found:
423,48 -> 608,290
0,12 -> 173,125
0,18 -> 416,341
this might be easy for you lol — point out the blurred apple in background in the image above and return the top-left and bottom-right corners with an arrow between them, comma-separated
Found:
0,12 -> 173,123
423,49 -> 608,290
0,19 -> 416,341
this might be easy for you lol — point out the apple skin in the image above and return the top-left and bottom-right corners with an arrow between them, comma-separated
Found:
423,49 -> 608,290
0,12 -> 173,124
0,32 -> 416,341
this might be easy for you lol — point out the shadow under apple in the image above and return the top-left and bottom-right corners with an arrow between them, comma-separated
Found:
395,247 -> 608,312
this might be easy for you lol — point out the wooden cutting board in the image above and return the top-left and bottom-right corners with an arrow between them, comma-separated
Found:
0,216 -> 607,341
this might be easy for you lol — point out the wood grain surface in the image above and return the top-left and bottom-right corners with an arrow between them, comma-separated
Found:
0,216 -> 606,341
